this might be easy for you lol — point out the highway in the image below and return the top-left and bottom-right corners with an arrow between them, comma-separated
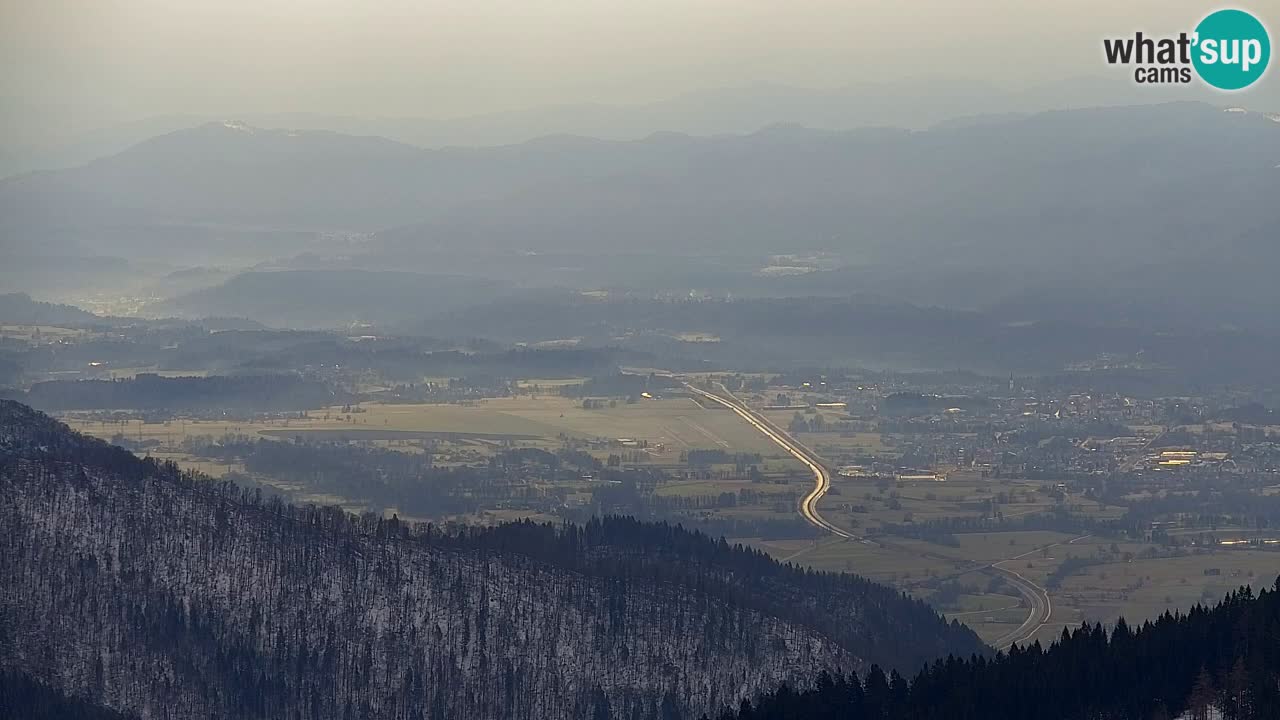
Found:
685,383 -> 853,539
686,380 -> 1076,652
989,563 -> 1052,650
989,534 -> 1091,650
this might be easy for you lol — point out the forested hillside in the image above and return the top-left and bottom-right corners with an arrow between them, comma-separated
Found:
19,374 -> 345,412
0,669 -> 137,720
0,400 -> 983,719
0,292 -> 105,327
716,582 -> 1280,720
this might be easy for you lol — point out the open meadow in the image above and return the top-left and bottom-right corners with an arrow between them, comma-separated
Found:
64,394 -> 784,460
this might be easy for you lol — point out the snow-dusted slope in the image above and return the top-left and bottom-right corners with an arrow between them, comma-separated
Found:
0,401 -> 982,719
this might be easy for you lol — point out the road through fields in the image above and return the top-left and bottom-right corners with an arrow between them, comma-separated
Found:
685,381 -> 1080,652
685,383 -> 853,539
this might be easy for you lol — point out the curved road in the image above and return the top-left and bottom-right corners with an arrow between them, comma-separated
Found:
989,563 -> 1052,650
989,534 -> 1091,650
686,381 -> 1082,652
984,543 -> 1058,650
686,383 -> 852,538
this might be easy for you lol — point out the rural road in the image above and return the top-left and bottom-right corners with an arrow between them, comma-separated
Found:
685,383 -> 853,539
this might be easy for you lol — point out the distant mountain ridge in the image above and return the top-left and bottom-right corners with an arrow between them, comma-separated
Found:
5,102 -> 1276,265
5,102 -> 1278,337
5,75 -> 1276,178
163,269 -> 512,328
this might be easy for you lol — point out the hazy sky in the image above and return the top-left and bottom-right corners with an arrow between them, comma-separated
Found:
2,0 -> 1276,138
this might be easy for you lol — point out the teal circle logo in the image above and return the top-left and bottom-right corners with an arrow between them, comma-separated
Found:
1193,9 -> 1270,90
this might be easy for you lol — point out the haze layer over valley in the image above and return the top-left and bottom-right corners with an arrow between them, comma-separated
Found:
5,2 -> 1280,719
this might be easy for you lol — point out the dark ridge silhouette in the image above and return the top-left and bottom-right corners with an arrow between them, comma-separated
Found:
711,581 -> 1280,720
